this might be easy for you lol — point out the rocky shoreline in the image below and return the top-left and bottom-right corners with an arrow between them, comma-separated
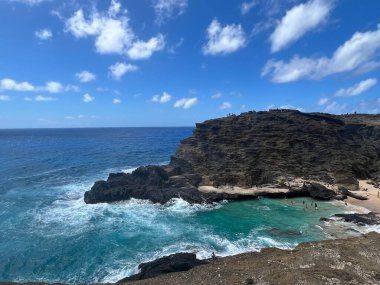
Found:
120,231 -> 380,285
84,110 -> 380,205
2,230 -> 379,285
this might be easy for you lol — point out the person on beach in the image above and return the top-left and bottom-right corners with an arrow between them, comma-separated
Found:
211,252 -> 217,261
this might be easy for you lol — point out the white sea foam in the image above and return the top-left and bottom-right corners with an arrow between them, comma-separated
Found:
25,177 -> 330,283
121,167 -> 138,174
101,230 -> 291,283
330,200 -> 370,214
120,161 -> 169,174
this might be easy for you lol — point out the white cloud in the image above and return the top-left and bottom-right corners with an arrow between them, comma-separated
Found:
65,2 -> 134,55
35,95 -> 56,102
108,0 -> 121,17
24,95 -> 57,102
266,104 -> 303,111
153,0 -> 188,23
65,85 -> 80,92
220,101 -> 232,110
113,98 -> 121,104
0,95 -> 10,101
279,104 -> 303,111
152,91 -> 172,104
335,78 -> 377,97
127,34 -> 166,60
44,81 -> 63,93
0,78 -> 76,93
203,19 -> 246,55
270,0 -> 333,53
109,62 -> 138,80
174,97 -> 198,109
83,93 -> 94,103
95,17 -> 133,54
354,97 -> 380,114
252,20 -> 276,36
64,114 -> 86,120
65,1 -> 164,60
75,70 -> 96,82
168,37 -> 184,54
211,92 -> 223,99
0,78 -> 35,91
324,101 -> 347,113
318,97 -> 329,106
35,28 -> 53,40
262,24 -> 380,82
241,1 -> 256,15
9,0 -> 49,5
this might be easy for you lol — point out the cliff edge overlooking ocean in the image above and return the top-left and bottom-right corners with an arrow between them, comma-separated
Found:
85,110 -> 380,205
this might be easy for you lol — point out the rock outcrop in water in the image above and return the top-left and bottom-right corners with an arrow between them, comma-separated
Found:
332,212 -> 380,226
85,110 -> 380,204
117,253 -> 208,283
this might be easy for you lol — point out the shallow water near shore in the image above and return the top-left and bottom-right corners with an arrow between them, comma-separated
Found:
0,128 -> 352,284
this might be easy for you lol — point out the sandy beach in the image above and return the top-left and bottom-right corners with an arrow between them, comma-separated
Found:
346,180 -> 380,213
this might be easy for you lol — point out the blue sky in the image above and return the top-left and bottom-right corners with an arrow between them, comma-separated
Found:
0,0 -> 380,128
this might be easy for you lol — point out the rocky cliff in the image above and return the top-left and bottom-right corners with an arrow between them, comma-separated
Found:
84,110 -> 380,204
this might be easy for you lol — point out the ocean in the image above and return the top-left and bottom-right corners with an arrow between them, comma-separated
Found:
0,127 -> 349,284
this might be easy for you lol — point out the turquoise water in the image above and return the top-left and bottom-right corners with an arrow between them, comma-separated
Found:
0,128 -> 345,284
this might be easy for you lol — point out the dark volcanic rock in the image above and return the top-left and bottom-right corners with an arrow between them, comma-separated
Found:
301,182 -> 336,200
84,166 -> 209,204
122,232 -> 380,285
117,253 -> 208,283
333,212 -> 380,226
85,110 -> 380,204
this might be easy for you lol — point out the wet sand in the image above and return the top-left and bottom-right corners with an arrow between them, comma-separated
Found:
346,180 -> 380,213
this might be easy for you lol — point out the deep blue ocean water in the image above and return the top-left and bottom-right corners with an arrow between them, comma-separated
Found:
0,128 -> 347,284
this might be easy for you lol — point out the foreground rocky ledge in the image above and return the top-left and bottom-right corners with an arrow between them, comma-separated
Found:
121,232 -> 380,285
85,110 -> 380,205
3,232 -> 379,285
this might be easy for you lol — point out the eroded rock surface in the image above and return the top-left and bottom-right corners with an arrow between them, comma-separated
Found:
117,253 -> 208,283
85,110 -> 380,204
333,212 -> 380,226
121,232 -> 380,285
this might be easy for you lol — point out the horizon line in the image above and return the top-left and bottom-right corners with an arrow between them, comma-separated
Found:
0,126 -> 195,130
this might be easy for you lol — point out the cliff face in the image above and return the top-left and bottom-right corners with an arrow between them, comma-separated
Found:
84,110 -> 380,204
172,110 -> 380,188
